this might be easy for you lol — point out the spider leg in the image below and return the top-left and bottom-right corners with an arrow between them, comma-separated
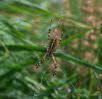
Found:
48,19 -> 52,40
31,54 -> 48,71
52,54 -> 57,69
60,28 -> 64,42
59,22 -> 64,43
48,29 -> 51,41
56,19 -> 64,44
51,54 -> 57,77
36,54 -> 48,68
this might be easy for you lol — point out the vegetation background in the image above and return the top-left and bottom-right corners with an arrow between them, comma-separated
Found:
0,0 -> 102,99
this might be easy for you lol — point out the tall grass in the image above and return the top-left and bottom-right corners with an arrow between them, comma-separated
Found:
0,0 -> 102,99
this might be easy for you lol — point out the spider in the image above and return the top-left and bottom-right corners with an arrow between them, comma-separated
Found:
31,19 -> 64,77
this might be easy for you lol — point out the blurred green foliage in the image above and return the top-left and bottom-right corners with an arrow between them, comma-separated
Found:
0,0 -> 102,99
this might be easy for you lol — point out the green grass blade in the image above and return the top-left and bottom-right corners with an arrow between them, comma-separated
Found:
0,45 -> 102,72
61,29 -> 89,46
55,53 -> 102,73
0,1 -> 92,29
